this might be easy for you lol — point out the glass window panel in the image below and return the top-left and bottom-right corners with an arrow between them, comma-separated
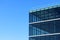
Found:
55,20 -> 60,33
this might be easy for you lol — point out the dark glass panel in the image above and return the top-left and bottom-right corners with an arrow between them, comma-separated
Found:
55,20 -> 60,33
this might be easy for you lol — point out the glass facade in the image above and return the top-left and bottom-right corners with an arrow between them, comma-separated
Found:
29,20 -> 60,36
29,5 -> 60,40
29,7 -> 60,23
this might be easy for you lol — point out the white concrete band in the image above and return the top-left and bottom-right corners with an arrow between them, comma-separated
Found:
29,33 -> 60,37
29,18 -> 60,24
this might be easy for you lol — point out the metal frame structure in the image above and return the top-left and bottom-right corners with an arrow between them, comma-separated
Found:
29,5 -> 60,40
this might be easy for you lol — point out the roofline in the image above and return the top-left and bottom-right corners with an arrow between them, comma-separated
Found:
29,5 -> 60,13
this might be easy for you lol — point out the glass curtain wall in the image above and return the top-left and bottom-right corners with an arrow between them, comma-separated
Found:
29,6 -> 60,40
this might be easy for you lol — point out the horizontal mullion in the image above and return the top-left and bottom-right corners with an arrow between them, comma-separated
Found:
29,18 -> 60,24
29,33 -> 60,37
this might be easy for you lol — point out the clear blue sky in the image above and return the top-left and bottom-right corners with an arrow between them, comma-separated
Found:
0,0 -> 60,40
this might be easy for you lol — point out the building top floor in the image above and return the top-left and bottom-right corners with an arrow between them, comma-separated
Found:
29,5 -> 60,23
29,5 -> 60,13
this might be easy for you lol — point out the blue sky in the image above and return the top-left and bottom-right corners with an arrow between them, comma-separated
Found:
0,0 -> 60,40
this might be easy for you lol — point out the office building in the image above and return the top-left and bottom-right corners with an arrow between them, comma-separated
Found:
29,5 -> 60,40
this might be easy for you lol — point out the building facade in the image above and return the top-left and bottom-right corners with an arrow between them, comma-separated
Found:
29,5 -> 60,40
